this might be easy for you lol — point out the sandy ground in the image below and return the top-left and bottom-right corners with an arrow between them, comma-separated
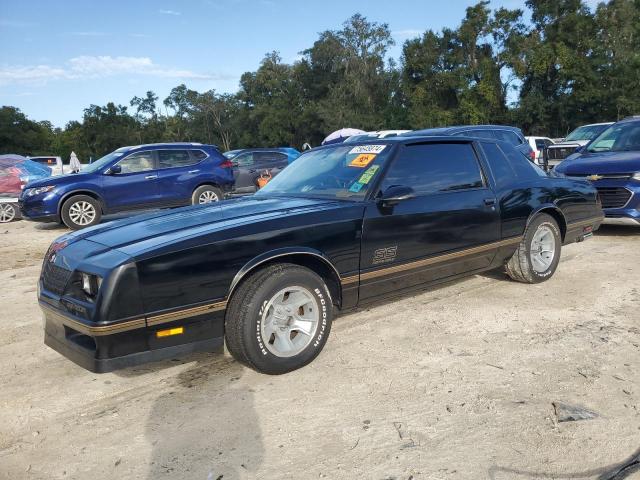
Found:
0,219 -> 639,480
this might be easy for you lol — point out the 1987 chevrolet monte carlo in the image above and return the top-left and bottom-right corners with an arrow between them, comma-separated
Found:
39,136 -> 604,374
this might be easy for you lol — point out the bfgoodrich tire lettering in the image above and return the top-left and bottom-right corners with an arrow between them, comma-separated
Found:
505,213 -> 561,283
225,263 -> 333,374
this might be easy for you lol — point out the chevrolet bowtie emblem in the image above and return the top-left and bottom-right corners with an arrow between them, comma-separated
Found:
587,174 -> 603,181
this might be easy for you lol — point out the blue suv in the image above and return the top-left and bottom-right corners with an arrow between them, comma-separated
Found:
555,117 -> 640,226
19,143 -> 234,230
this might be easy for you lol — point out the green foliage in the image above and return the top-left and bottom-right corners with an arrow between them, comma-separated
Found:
2,4 -> 640,158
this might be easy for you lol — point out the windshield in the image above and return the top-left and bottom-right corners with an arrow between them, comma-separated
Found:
344,134 -> 378,143
587,122 -> 640,153
82,150 -> 127,173
565,125 -> 609,141
255,144 -> 393,200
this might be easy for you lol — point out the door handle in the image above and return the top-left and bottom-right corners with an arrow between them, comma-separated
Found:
188,169 -> 200,174
145,175 -> 158,180
483,198 -> 496,206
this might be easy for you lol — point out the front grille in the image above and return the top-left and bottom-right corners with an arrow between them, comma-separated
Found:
595,187 -> 632,209
547,146 -> 578,160
42,262 -> 72,295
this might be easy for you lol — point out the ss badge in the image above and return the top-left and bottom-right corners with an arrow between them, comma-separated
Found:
372,246 -> 397,265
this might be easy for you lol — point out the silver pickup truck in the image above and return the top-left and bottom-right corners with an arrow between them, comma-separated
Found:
545,123 -> 613,169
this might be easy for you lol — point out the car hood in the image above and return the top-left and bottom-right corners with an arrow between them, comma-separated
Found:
58,196 -> 356,256
556,150 -> 640,175
25,172 -> 93,188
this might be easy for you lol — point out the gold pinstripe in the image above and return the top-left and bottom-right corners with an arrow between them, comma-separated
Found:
359,236 -> 523,282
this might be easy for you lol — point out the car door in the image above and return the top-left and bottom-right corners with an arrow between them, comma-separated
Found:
155,149 -> 203,205
359,141 -> 501,302
101,150 -> 160,212
232,152 -> 259,193
256,151 -> 289,182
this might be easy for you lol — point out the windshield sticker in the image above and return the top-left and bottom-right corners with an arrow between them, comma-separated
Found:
349,153 -> 376,168
348,182 -> 364,193
358,165 -> 380,184
348,145 -> 387,155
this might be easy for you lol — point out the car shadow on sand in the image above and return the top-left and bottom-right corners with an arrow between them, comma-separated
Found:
595,224 -> 640,237
116,352 -> 263,480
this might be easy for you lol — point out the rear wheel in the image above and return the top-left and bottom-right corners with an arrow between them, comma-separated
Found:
225,263 -> 333,374
0,203 -> 16,223
61,195 -> 102,230
505,213 -> 561,283
192,185 -> 223,205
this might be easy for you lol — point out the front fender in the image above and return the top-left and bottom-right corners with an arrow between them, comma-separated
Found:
228,246 -> 342,298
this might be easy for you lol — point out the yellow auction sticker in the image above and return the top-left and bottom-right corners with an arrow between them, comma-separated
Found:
349,153 -> 376,168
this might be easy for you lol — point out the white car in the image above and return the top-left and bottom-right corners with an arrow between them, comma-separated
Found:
526,136 -> 555,166
545,123 -> 613,169
344,130 -> 411,143
27,156 -> 64,176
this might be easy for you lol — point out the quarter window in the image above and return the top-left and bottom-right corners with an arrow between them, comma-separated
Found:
157,150 -> 197,169
116,151 -> 155,174
495,130 -> 522,146
381,143 -> 484,195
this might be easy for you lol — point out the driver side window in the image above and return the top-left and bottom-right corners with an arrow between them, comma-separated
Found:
116,151 -> 155,174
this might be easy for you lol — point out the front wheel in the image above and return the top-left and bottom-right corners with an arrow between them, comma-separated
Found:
225,264 -> 333,374
192,185 -> 223,205
61,195 -> 102,230
505,213 -> 561,283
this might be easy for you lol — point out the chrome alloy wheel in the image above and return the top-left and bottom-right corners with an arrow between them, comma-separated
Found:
68,201 -> 96,226
530,224 -> 556,273
260,286 -> 320,358
0,203 -> 16,223
198,190 -> 219,204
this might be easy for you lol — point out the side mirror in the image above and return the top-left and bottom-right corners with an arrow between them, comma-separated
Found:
379,185 -> 415,207
105,164 -> 121,175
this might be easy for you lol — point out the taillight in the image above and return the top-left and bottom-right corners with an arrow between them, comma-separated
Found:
220,160 -> 234,169
529,150 -> 536,161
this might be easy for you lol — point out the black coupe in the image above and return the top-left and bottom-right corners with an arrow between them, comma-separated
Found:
39,136 -> 603,374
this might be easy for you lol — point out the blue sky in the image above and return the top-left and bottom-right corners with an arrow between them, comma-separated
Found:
0,0 -> 599,127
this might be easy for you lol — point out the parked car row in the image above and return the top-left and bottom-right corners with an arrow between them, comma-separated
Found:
10,117 -> 640,229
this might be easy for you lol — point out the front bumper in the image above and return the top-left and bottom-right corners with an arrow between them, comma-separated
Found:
595,180 -> 640,225
41,301 -> 225,372
18,198 -> 60,223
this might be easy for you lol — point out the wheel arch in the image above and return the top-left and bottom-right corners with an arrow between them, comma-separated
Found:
227,248 -> 343,308
527,204 -> 567,241
58,189 -> 106,215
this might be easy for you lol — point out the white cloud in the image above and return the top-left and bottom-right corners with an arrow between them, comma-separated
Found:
0,56 -> 219,85
158,9 -> 181,15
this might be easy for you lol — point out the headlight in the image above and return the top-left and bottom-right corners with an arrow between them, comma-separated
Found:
80,273 -> 102,297
26,185 -> 55,197
632,172 -> 640,181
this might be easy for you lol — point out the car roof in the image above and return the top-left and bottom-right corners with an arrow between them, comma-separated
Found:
313,135 -> 512,150
120,142 -> 217,152
403,125 -> 523,137
230,147 -> 299,153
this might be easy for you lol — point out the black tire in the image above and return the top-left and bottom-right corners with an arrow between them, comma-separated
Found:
505,213 -> 562,283
192,185 -> 223,205
225,263 -> 333,374
60,195 -> 102,230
